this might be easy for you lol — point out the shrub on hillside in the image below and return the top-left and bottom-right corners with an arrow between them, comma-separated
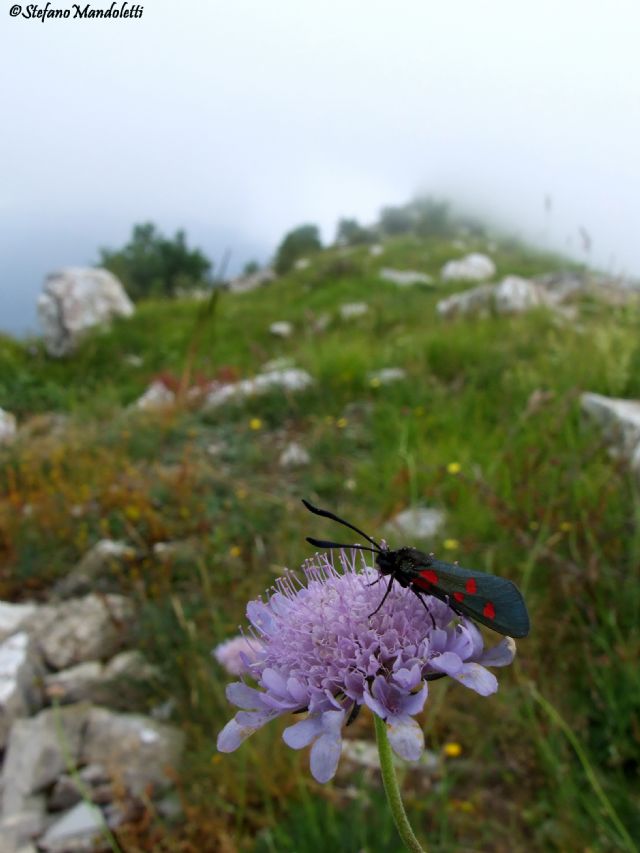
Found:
335,218 -> 377,246
274,224 -> 322,275
379,196 -> 456,238
378,205 -> 414,236
410,197 -> 453,237
99,223 -> 212,300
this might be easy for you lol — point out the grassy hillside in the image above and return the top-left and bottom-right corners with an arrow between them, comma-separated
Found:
1,233 -> 639,851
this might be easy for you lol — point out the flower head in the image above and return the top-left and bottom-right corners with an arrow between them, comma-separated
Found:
217,550 -> 515,782
213,634 -> 263,676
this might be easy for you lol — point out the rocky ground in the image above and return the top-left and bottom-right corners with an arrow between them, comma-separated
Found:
1,567 -> 183,851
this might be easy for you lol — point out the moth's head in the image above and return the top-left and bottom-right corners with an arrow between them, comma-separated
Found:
375,547 -> 397,575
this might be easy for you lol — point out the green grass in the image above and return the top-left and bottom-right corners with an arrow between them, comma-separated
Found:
1,234 -> 639,851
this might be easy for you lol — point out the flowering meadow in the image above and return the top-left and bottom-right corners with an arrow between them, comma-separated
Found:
1,233 -> 639,851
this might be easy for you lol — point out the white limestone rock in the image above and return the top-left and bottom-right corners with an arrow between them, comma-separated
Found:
581,393 -> 640,458
436,284 -> 495,319
124,353 -> 143,367
279,442 -> 311,469
228,268 -> 275,294
311,312 -> 331,333
0,704 -> 89,817
535,271 -> 640,305
369,244 -> 384,257
0,602 -> 38,643
385,508 -> 446,541
48,765 -> 110,813
32,595 -> 134,671
534,271 -> 588,303
438,275 -> 554,319
261,356 -> 296,373
0,632 -> 43,749
494,276 -> 547,314
102,649 -> 158,682
37,268 -> 134,357
53,540 -> 135,599
81,708 -> 184,796
37,801 -> 105,853
441,253 -> 496,282
134,381 -> 175,411
204,369 -> 313,409
44,662 -> 104,704
47,776 -> 83,812
0,797 -> 47,851
367,367 -> 407,385
341,738 -> 439,773
379,268 -> 433,287
269,321 -> 293,338
339,302 -> 369,320
0,408 -> 17,445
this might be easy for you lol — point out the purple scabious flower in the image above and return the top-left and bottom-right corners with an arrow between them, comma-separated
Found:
213,634 -> 263,676
217,549 -> 516,783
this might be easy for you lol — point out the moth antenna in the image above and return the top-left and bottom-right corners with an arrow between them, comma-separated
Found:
302,499 -> 382,550
306,537 -> 380,555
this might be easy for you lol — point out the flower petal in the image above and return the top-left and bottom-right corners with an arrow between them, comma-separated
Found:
321,709 -> 347,735
261,668 -> 288,696
480,637 -> 516,668
450,663 -> 498,696
401,683 -> 428,716
217,711 -> 273,752
235,709 -> 276,727
246,600 -> 277,636
429,651 -> 463,676
226,682 -> 265,710
309,731 -> 342,783
392,664 -> 421,691
387,715 -> 424,761
287,676 -> 309,705
362,683 -> 389,719
283,716 -> 324,749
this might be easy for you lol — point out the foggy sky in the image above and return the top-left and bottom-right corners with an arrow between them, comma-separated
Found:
2,0 -> 639,335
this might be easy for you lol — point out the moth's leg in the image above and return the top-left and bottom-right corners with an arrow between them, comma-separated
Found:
412,589 -> 436,629
368,576 -> 394,617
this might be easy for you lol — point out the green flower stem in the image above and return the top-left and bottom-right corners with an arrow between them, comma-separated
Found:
374,714 -> 427,853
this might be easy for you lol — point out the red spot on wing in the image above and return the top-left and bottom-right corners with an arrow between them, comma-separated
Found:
453,592 -> 465,603
483,601 -> 496,620
418,569 -> 439,586
465,578 -> 477,594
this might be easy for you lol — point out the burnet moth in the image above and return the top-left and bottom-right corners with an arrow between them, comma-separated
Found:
303,499 -> 530,638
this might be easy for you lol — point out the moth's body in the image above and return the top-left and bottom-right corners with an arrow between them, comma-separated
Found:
375,545 -> 530,637
303,499 -> 530,639
376,546 -> 426,583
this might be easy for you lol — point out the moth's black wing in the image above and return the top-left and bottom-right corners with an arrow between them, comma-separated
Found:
409,556 -> 530,638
